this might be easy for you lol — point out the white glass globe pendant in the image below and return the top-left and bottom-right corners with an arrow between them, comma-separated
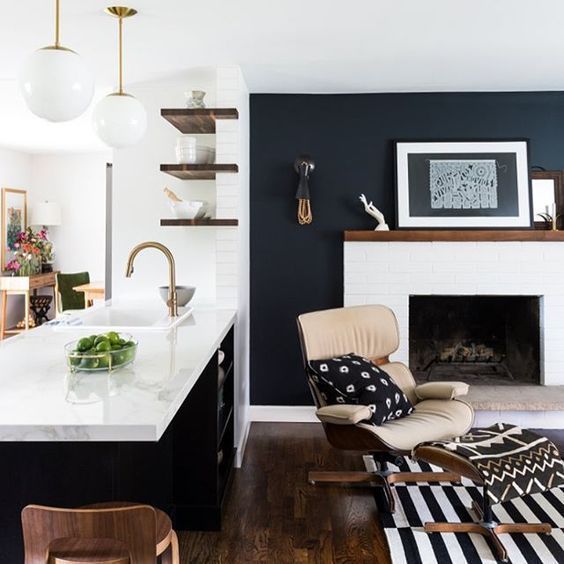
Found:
19,0 -> 94,122
93,7 -> 147,148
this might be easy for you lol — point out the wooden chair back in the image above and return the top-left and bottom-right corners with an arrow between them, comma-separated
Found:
21,504 -> 157,564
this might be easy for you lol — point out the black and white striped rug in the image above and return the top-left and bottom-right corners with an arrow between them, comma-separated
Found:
381,460 -> 564,564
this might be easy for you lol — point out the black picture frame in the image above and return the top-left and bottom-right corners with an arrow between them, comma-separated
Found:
394,139 -> 533,229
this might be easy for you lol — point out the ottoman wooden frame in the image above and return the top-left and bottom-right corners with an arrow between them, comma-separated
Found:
415,444 -> 552,563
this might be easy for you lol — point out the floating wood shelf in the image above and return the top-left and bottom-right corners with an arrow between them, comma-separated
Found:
345,230 -> 564,242
160,219 -> 239,227
161,108 -> 239,134
160,164 -> 239,180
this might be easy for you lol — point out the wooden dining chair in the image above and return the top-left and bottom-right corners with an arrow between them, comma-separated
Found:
22,504 -> 158,563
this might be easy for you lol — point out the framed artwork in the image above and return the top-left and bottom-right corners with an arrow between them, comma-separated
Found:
1,188 -> 27,269
394,140 -> 532,229
530,170 -> 564,230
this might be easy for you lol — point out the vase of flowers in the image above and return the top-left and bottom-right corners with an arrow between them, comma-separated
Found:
37,229 -> 54,272
5,228 -> 48,276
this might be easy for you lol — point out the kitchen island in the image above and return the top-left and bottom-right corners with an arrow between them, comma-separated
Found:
0,305 -> 237,560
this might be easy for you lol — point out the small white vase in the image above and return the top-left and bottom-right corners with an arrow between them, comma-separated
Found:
185,90 -> 206,108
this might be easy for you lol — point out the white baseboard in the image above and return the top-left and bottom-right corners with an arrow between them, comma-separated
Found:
234,420 -> 251,468
249,405 -> 563,429
249,405 -> 317,422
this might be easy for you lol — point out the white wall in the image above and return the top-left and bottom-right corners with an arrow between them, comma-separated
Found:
0,147 -> 33,328
30,153 -> 110,282
112,71 -> 219,304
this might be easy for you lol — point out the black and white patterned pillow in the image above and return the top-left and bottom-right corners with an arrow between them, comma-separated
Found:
308,353 -> 414,426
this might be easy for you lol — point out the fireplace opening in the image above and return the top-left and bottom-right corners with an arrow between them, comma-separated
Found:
409,295 -> 541,385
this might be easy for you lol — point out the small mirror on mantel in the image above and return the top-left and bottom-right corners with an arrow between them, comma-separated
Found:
531,170 -> 564,229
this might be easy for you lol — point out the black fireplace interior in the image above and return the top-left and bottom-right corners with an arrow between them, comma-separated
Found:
409,295 -> 541,385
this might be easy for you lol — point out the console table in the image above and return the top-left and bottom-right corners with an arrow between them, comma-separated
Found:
0,272 -> 58,339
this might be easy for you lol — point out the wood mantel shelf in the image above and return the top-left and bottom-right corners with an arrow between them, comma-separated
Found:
345,230 -> 564,242
161,108 -> 239,134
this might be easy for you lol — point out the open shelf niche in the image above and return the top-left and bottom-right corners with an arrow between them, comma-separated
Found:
160,107 -> 239,226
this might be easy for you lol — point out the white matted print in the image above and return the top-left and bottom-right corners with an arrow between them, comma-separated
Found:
395,141 -> 532,228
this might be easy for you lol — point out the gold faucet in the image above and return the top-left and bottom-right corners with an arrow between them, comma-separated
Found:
125,241 -> 178,317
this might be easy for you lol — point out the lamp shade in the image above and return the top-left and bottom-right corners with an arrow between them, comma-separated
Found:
93,93 -> 147,148
31,201 -> 62,226
19,47 -> 94,122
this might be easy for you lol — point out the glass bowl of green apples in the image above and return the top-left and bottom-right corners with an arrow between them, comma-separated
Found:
65,332 -> 138,373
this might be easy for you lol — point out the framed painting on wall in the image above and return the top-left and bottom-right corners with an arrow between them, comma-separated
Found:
394,140 -> 532,229
1,188 -> 27,270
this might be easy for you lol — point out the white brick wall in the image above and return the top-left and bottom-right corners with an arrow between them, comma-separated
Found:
215,66 -> 244,308
214,66 -> 251,466
344,241 -> 564,385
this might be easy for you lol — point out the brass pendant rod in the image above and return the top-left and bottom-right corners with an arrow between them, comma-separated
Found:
118,15 -> 123,94
55,0 -> 61,48
104,7 -> 138,94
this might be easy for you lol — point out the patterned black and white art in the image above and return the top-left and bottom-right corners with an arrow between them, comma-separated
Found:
395,140 -> 532,228
308,353 -> 414,426
382,458 -> 564,564
429,160 -> 498,210
429,423 -> 564,505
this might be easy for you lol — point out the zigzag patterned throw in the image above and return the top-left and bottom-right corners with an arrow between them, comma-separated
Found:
429,423 -> 564,504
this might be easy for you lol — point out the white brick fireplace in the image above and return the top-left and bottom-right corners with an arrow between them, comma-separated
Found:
344,240 -> 564,386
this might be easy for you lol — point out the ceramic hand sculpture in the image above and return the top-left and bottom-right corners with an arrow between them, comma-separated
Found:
359,194 -> 389,231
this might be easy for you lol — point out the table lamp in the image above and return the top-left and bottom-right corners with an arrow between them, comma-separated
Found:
30,201 -> 62,228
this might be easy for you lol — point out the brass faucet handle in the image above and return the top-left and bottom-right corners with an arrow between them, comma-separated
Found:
167,290 -> 179,317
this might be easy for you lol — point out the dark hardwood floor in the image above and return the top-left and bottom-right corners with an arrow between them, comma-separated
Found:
179,423 -> 390,563
179,423 -> 564,563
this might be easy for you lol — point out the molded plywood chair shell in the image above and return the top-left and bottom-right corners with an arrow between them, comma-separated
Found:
21,504 -> 157,563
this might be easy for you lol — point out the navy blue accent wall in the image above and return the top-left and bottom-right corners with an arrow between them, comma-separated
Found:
250,92 -> 564,405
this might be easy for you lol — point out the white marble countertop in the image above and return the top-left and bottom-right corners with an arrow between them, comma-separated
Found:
0,304 -> 236,442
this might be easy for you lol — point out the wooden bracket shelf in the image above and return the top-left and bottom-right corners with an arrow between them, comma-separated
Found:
161,219 -> 238,227
344,230 -> 564,242
160,164 -> 238,180
161,108 -> 239,134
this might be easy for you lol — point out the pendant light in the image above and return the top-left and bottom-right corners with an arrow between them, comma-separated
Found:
93,6 -> 147,148
19,0 -> 94,122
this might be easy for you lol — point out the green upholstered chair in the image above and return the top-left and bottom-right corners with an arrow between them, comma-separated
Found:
56,272 -> 90,312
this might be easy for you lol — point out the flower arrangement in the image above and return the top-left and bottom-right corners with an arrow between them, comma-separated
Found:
5,227 -> 53,276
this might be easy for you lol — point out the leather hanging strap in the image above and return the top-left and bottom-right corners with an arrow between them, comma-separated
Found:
298,198 -> 312,225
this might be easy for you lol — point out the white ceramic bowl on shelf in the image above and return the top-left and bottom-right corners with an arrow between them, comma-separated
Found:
169,200 -> 208,220
175,135 -> 197,164
195,146 -> 215,164
175,146 -> 197,164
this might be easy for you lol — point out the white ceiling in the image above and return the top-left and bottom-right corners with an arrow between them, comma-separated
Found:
1,0 -> 564,153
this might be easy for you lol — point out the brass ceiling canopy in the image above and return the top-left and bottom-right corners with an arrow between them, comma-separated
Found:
104,6 -> 138,19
